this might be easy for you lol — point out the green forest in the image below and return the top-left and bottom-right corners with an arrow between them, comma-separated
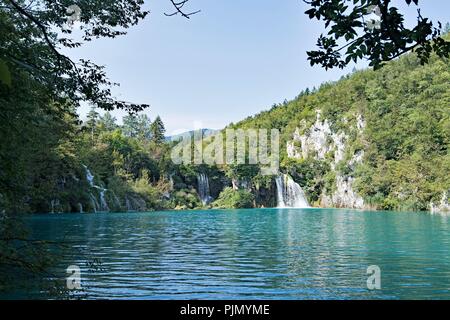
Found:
2,0 -> 450,301
1,33 -> 449,214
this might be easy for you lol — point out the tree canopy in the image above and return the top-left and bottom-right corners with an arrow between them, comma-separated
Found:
150,116 -> 166,144
0,0 -> 152,113
304,0 -> 450,69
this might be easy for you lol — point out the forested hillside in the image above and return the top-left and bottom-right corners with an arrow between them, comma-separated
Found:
1,35 -> 449,214
229,38 -> 450,212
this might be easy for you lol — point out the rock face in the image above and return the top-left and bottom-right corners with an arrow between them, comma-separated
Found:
287,111 -> 348,168
287,110 -> 366,209
125,195 -> 147,212
430,192 -> 450,215
320,176 -> 364,209
232,178 -> 251,191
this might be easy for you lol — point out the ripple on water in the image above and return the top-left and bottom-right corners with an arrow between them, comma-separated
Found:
8,209 -> 450,299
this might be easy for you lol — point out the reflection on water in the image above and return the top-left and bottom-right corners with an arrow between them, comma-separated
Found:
6,209 -> 450,299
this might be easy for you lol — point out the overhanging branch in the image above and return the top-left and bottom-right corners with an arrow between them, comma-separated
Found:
165,0 -> 200,19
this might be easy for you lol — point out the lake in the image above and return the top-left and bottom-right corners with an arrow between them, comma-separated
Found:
6,208 -> 450,299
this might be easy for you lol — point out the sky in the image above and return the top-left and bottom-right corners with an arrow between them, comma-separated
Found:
68,0 -> 450,135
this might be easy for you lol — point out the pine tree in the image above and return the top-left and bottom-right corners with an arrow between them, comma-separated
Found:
86,106 -> 99,142
150,116 -> 166,144
136,114 -> 152,140
122,114 -> 139,138
445,22 -> 450,34
123,113 -> 152,139
99,112 -> 117,132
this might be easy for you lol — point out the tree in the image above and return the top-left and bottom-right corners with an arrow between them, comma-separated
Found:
0,0 -> 197,295
0,0 -> 203,114
98,112 -> 118,132
212,187 -> 254,209
304,0 -> 450,69
85,106 -> 99,141
445,22 -> 450,33
150,116 -> 166,144
122,114 -> 140,138
123,113 -> 152,139
1,0 -> 151,113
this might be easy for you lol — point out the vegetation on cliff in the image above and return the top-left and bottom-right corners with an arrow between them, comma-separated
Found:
1,38 -> 448,214
229,34 -> 450,212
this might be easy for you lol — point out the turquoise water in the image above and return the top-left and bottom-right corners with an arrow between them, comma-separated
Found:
9,208 -> 450,299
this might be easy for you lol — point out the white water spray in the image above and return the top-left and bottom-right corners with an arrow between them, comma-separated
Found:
197,173 -> 213,205
83,165 -> 109,212
275,174 -> 309,208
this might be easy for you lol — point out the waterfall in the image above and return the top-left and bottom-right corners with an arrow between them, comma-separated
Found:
83,165 -> 109,212
84,165 -> 94,187
111,191 -> 121,209
89,193 -> 99,213
98,188 -> 109,212
50,199 -> 60,213
169,173 -> 175,191
197,173 -> 213,205
275,174 -> 310,208
125,197 -> 131,211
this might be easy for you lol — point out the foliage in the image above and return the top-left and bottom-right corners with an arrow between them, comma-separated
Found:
212,187 -> 255,209
1,0 -> 448,297
305,0 -> 450,69
122,113 -> 152,140
0,0 -> 199,297
1,0 -> 149,112
150,116 -> 166,144
282,157 -> 330,204
168,189 -> 202,210
231,38 -> 450,211
130,170 -> 164,210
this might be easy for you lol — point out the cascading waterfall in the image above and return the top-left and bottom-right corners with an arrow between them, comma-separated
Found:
83,165 -> 109,212
197,173 -> 213,205
169,173 -> 175,191
98,189 -> 109,212
85,166 -> 94,187
275,174 -> 310,208
89,192 -> 99,213
50,199 -> 60,213
125,197 -> 132,212
111,191 -> 121,209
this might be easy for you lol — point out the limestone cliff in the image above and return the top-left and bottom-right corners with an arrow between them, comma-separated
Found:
286,111 -> 366,209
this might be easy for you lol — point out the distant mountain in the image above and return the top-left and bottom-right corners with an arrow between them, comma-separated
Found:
166,129 -> 219,142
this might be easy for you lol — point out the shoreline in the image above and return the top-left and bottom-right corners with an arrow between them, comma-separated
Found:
27,206 -> 450,216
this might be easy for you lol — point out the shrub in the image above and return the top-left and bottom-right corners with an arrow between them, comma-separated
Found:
212,187 -> 255,209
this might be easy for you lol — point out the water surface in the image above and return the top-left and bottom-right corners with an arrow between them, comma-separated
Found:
7,208 -> 450,299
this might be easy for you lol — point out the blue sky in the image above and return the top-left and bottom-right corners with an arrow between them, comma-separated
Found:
69,0 -> 450,135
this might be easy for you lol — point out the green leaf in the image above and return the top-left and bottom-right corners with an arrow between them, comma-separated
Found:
0,59 -> 11,87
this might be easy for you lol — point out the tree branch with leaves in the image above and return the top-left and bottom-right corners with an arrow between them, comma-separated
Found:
304,0 -> 450,69
1,0 -> 151,113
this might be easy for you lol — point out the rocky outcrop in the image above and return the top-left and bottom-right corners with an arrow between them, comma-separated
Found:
430,192 -> 450,215
287,110 -> 366,209
232,178 -> 251,191
320,176 -> 364,209
125,195 -> 147,212
287,111 -> 349,168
